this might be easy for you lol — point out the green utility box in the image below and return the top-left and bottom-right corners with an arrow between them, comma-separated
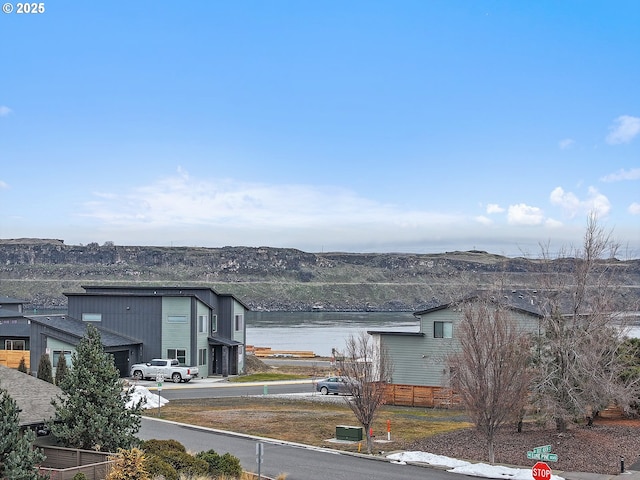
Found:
336,425 -> 364,441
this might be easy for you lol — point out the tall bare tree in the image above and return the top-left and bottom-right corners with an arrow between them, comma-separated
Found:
336,331 -> 392,454
533,214 -> 639,431
448,295 -> 533,464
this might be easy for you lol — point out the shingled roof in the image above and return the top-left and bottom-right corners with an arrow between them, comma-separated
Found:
0,365 -> 62,427
27,314 -> 142,347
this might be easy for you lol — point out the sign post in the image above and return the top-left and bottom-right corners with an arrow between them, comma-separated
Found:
532,461 -> 552,480
256,442 -> 264,480
155,373 -> 164,417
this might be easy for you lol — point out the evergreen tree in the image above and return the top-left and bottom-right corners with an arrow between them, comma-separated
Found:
55,353 -> 69,386
0,387 -> 47,479
37,354 -> 54,384
18,356 -> 28,373
50,324 -> 144,452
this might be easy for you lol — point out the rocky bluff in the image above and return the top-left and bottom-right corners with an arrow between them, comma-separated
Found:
0,238 -> 638,312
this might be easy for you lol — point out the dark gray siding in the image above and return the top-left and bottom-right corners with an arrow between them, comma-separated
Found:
68,295 -> 162,360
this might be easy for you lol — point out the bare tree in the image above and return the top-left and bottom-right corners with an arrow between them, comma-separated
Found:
336,331 -> 393,454
448,295 -> 533,464
533,214 -> 640,431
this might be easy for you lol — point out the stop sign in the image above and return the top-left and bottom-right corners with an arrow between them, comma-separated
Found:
532,461 -> 552,480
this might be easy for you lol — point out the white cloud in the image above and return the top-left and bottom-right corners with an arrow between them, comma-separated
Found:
549,186 -> 611,218
80,169 -> 466,250
507,204 -> 545,226
0,106 -> 11,117
559,138 -> 574,149
544,218 -> 563,228
601,168 -> 640,182
629,203 -> 640,215
606,115 -> 640,144
475,216 -> 493,225
486,204 -> 504,214
0,180 -> 8,189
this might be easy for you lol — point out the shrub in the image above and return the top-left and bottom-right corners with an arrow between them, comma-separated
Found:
143,454 -> 178,480
37,354 -> 54,384
158,450 -> 209,478
17,357 -> 28,373
141,439 -> 186,455
106,448 -> 149,480
72,474 -> 88,480
196,450 -> 242,478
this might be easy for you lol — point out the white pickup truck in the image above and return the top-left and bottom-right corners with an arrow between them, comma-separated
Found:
130,359 -> 199,383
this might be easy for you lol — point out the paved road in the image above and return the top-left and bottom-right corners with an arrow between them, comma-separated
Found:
138,379 -> 316,400
139,417 -> 456,480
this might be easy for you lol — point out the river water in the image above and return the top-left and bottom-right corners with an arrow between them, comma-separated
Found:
246,311 -> 419,357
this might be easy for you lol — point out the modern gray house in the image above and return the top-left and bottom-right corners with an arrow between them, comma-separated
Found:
61,285 -> 249,377
0,285 -> 249,379
369,294 -> 543,389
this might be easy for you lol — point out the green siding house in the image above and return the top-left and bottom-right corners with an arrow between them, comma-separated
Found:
370,295 -> 543,388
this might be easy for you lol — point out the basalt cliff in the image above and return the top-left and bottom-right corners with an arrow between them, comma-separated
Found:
1,238 -> 639,312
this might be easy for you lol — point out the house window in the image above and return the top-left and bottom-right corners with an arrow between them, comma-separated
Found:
198,348 -> 207,365
198,315 -> 208,334
211,315 -> 217,333
82,313 -> 102,322
434,321 -> 453,339
235,314 -> 244,331
5,339 -> 25,350
167,348 -> 187,365
53,350 -> 72,366
167,315 -> 187,323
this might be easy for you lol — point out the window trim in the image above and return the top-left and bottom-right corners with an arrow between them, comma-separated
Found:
434,321 -> 453,339
198,314 -> 208,334
167,348 -> 187,365
235,314 -> 244,331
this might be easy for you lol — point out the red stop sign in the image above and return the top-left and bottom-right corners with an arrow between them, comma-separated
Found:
532,461 -> 552,480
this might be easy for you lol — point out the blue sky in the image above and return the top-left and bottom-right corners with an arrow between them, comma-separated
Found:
1,1 -> 639,256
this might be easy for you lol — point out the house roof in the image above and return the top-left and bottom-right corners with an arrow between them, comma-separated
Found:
65,285 -> 251,310
0,365 -> 62,427
27,314 -> 142,348
367,330 -> 424,337
414,291 -> 544,318
0,296 -> 28,305
208,336 -> 243,347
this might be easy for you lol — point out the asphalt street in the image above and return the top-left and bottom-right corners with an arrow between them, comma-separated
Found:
139,417 -> 457,480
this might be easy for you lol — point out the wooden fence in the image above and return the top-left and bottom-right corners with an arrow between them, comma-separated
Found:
383,384 -> 461,408
38,446 -> 114,480
0,350 -> 30,370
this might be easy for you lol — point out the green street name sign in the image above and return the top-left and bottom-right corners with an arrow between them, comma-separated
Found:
527,445 -> 558,462
527,452 -> 558,462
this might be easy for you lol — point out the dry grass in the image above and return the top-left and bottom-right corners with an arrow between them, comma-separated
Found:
147,397 -> 471,453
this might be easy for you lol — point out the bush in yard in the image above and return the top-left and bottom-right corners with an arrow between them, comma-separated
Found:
196,450 -> 243,478
18,356 -> 28,373
140,438 -> 186,455
157,450 -> 209,477
72,473 -> 88,480
55,353 -> 69,386
142,454 -> 178,480
37,353 -> 54,384
140,439 -> 207,479
106,448 -> 149,480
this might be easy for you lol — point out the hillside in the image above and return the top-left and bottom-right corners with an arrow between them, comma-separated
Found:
0,238 -> 639,312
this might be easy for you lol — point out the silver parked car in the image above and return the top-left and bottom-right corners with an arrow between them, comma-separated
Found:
315,376 -> 356,395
